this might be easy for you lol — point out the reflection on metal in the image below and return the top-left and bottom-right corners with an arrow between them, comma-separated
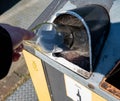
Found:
100,61 -> 120,100
24,0 -> 120,100
49,4 -> 110,78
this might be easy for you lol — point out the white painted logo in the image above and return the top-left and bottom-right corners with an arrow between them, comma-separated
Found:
64,75 -> 92,101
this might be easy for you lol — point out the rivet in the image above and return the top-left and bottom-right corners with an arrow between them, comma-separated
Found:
88,83 -> 94,89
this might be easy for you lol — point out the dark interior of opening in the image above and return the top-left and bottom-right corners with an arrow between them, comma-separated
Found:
53,14 -> 90,71
105,61 -> 120,89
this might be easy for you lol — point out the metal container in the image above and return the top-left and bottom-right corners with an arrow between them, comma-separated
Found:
49,4 -> 110,78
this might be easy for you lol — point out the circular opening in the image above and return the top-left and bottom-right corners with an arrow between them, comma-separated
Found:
53,13 -> 91,71
53,14 -> 89,55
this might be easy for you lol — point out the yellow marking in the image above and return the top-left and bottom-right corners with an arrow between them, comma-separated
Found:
23,50 -> 51,101
92,92 -> 106,101
32,61 -> 38,71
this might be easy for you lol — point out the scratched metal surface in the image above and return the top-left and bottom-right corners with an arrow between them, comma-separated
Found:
27,0 -> 120,101
29,0 -> 114,30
